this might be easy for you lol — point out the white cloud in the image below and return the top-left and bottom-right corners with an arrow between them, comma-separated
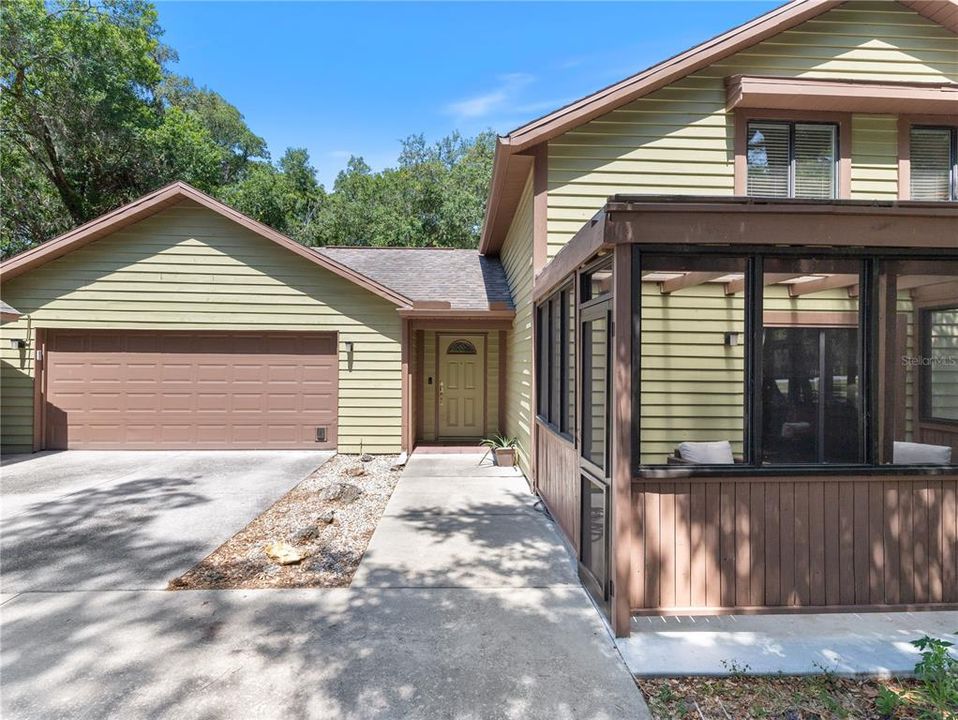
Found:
444,73 -> 535,120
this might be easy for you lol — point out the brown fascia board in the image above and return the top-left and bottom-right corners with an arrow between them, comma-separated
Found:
727,75 -> 958,115
602,196 -> 958,249
478,148 -> 533,255
479,0 -> 847,255
900,0 -> 958,33
0,181 -> 413,308
397,308 -> 516,320
505,0 -> 844,153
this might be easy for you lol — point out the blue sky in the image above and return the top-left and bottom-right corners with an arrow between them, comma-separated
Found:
155,1 -> 780,186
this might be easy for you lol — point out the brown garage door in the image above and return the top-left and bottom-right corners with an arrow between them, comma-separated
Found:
42,330 -> 338,450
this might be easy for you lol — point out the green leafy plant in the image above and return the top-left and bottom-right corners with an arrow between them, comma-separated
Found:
910,635 -> 957,720
877,634 -> 958,720
479,434 -> 519,450
876,685 -> 902,719
720,658 -> 752,679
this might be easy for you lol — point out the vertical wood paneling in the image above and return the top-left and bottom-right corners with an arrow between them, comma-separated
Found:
870,481 -> 886,604
795,482 -> 811,605
735,483 -> 751,606
749,482 -> 765,607
675,483 -> 692,608
719,482 -> 735,608
780,481 -> 796,606
661,487 -> 676,608
838,483 -> 855,605
535,422 -> 579,553
943,482 -> 957,601
704,482 -> 721,608
690,482 -> 707,608
630,475 -> 958,613
764,482 -> 780,606
809,481 -> 826,606
901,482 -> 915,604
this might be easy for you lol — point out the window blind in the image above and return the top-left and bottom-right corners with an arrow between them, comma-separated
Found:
747,122 -> 789,197
911,127 -> 953,201
794,123 -> 836,199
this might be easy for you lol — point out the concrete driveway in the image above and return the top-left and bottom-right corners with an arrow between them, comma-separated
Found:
0,450 -> 331,592
1,450 -> 649,720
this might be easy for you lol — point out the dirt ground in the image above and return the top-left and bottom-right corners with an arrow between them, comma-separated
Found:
637,675 -> 934,720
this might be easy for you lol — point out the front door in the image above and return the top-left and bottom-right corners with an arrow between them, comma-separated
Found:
437,335 -> 486,439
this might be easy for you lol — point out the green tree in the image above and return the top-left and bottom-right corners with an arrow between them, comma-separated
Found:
158,74 -> 268,184
0,0 -> 495,257
0,0 -> 264,256
219,148 -> 325,244
1,0 -> 166,225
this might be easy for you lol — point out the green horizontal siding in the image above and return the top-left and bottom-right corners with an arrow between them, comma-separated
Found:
500,171 -> 535,477
547,0 -> 958,256
0,200 -> 402,453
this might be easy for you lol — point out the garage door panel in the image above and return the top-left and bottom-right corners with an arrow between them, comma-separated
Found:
43,330 -> 339,450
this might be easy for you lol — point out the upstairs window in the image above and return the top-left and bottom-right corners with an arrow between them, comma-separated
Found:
747,121 -> 837,199
910,126 -> 957,201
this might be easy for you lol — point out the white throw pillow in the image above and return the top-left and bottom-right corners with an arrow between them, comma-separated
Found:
893,441 -> 952,465
678,440 -> 735,464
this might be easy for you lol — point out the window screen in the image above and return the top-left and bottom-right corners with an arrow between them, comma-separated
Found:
794,124 -> 837,199
746,120 -> 837,199
747,122 -> 790,198
911,127 -> 955,201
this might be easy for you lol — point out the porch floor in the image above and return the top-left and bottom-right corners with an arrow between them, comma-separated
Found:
617,609 -> 958,678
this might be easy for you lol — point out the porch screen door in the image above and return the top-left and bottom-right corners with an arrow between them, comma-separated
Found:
579,302 -> 612,613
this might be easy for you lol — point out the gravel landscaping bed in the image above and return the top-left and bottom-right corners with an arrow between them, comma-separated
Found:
169,454 -> 401,589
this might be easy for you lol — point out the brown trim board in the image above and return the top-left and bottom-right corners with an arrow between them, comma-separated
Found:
727,76 -> 958,116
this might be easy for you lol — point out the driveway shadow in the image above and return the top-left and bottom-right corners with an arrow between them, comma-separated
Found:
1,582 -> 648,719
1,476 -> 211,591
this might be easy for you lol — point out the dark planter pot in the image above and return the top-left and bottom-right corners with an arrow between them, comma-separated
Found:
493,447 -> 516,467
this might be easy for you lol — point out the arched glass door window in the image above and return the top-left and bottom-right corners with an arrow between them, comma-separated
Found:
447,339 -> 477,355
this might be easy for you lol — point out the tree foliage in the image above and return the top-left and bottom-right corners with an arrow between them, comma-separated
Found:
1,0 -> 494,258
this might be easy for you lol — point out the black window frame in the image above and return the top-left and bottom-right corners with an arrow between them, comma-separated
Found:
909,125 -> 958,202
535,281 -> 576,441
632,244 -> 958,477
746,119 -> 839,200
919,304 -> 958,426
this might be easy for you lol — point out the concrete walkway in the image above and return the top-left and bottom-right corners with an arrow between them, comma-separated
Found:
619,610 -> 958,678
1,450 -> 650,719
350,451 -> 651,717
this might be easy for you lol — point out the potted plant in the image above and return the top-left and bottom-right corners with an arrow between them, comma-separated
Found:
480,435 -> 519,467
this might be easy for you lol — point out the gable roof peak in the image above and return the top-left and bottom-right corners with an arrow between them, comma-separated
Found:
479,0 -> 958,254
0,181 -> 413,307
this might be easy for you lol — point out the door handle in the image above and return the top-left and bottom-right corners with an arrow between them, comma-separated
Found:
439,381 -> 444,405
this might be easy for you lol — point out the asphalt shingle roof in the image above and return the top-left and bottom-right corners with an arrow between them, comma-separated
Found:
0,300 -> 21,317
316,247 -> 514,312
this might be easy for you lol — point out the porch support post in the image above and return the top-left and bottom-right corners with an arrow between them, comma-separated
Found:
498,329 -> 507,434
877,263 -> 898,464
401,317 -> 412,453
611,243 -> 634,637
